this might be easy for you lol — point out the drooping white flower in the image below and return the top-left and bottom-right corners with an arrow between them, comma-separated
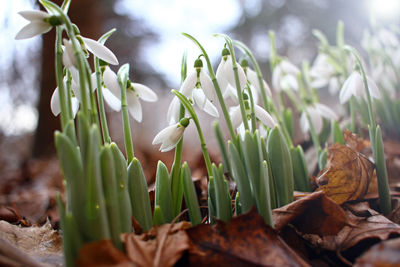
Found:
62,39 -> 76,68
81,37 -> 119,65
50,86 -> 80,117
167,59 -> 218,124
246,67 -> 272,98
102,66 -> 157,122
300,103 -> 338,134
272,60 -> 300,92
15,10 -> 53,40
230,104 -> 276,130
152,118 -> 189,152
339,71 -> 381,104
309,54 -> 336,89
216,53 -> 247,97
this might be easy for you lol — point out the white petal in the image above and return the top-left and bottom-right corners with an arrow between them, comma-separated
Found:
308,106 -> 323,134
199,69 -> 216,103
62,39 -> 76,68
299,112 -> 309,134
246,68 -> 258,87
103,67 -> 121,99
132,83 -> 157,102
71,97 -> 80,118
315,103 -> 338,120
50,88 -> 61,116
224,84 -> 238,102
339,72 -> 359,104
310,77 -> 329,89
248,85 -> 259,105
329,77 -> 339,95
81,36 -> 119,65
19,10 -> 49,21
237,64 -> 247,89
153,124 -> 178,145
202,99 -> 219,117
230,106 -> 242,129
262,80 -> 272,97
280,60 -> 300,74
180,71 -> 197,96
103,88 -> 121,111
167,97 -> 181,125
254,105 -> 276,128
160,126 -> 185,152
193,89 -> 207,109
127,91 -> 142,122
366,76 -> 381,100
272,67 -> 282,92
91,72 -> 98,90
280,75 -> 298,91
15,21 -> 52,40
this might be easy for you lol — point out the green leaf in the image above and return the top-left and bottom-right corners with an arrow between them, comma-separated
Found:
208,177 -> 216,224
228,141 -> 253,213
214,121 -> 232,177
100,145 -> 123,249
128,158 -> 153,231
153,205 -> 165,226
181,162 -> 202,226
155,161 -> 173,223
290,146 -> 311,192
331,120 -> 345,145
267,126 -> 294,207
212,164 -> 232,222
110,143 -> 132,233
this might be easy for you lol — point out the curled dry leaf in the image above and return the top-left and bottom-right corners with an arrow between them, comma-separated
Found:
315,144 -> 376,204
273,191 -> 352,236
0,219 -> 63,266
121,221 -> 191,267
76,240 -> 132,267
354,237 -> 400,266
343,130 -> 370,153
186,209 -> 310,267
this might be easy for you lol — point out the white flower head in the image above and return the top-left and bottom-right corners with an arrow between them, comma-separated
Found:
300,103 -> 338,134
230,101 -> 276,131
152,118 -> 190,152
15,10 -> 58,40
309,54 -> 336,89
246,67 -> 272,99
339,71 -> 381,104
216,49 -> 247,97
272,59 -> 300,92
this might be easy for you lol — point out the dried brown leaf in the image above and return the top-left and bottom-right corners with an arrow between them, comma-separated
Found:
316,144 -> 375,204
354,237 -> 400,266
343,130 -> 370,153
122,221 -> 191,267
0,219 -> 63,266
76,240 -> 132,267
273,191 -> 352,236
187,209 -> 310,267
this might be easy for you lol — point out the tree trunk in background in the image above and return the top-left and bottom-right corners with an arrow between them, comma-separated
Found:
32,0 -> 101,158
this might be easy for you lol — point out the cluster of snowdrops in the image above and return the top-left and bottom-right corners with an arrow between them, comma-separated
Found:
16,0 -> 398,266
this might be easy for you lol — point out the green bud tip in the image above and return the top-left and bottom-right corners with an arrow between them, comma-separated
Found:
179,117 -> 190,127
194,58 -> 203,68
221,48 -> 230,57
240,58 -> 249,68
47,15 -> 63,26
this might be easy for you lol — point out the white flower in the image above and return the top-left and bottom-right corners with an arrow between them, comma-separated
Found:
62,37 -> 119,68
102,66 -> 157,122
272,60 -> 300,92
300,103 -> 338,134
50,86 -> 80,117
309,54 -> 336,89
152,119 -> 189,152
167,60 -> 218,124
15,10 -> 53,40
230,104 -> 276,130
339,71 -> 381,104
216,55 -> 247,97
246,67 -> 272,99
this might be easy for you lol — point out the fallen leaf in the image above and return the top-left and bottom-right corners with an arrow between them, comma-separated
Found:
76,240 -> 132,267
316,144 -> 375,204
0,219 -> 63,266
354,237 -> 400,266
186,209 -> 310,266
122,221 -> 191,267
273,191 -> 352,236
343,130 -> 370,153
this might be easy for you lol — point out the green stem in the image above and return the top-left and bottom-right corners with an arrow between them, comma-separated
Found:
173,90 -> 213,177
94,61 -> 111,143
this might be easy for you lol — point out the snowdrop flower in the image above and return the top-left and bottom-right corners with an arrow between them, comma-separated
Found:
167,58 -> 218,124
102,66 -> 157,122
300,103 -> 338,134
272,60 -> 300,92
50,86 -> 80,117
339,71 -> 381,104
216,48 -> 247,97
152,118 -> 190,152
62,37 -> 119,68
245,67 -> 272,99
309,54 -> 336,89
15,10 -> 61,40
230,95 -> 276,130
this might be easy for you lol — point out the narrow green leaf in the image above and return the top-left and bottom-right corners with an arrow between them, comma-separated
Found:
127,158 -> 153,231
214,121 -> 232,177
331,120 -> 345,145
181,163 -> 202,226
155,161 -> 173,223
282,109 -> 293,140
260,161 -> 274,226
290,146 -> 311,192
212,164 -> 232,222
235,192 -> 242,216
208,177 -> 216,224
153,205 -> 165,226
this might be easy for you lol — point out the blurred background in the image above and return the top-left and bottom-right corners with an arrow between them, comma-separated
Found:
0,0 -> 399,184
